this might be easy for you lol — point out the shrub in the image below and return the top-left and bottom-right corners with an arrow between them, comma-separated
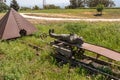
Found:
44,4 -> 60,9
96,4 -> 104,15
0,2 -> 9,12
33,5 -> 40,10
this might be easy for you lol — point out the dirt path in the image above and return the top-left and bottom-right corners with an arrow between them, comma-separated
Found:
21,13 -> 120,22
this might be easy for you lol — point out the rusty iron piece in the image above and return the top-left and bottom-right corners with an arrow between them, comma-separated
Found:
50,40 -> 120,79
49,31 -> 120,79
52,42 -> 120,79
49,29 -> 84,46
55,40 -> 120,62
54,53 -> 120,80
0,8 -> 37,40
49,29 -> 120,61
39,33 -> 48,39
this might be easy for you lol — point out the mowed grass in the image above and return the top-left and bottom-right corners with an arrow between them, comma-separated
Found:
20,9 -> 120,18
0,21 -> 120,80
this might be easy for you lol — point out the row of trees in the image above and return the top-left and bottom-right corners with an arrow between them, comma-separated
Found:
68,0 -> 115,8
0,0 -> 61,12
0,0 -> 116,12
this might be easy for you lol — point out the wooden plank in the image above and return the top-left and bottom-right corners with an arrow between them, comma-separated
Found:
82,43 -> 120,61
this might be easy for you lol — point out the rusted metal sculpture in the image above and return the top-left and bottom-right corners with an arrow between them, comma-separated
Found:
49,29 -> 84,45
49,29 -> 120,80
0,8 -> 37,40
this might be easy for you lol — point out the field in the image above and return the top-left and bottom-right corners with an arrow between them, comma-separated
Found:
21,9 -> 120,19
0,19 -> 120,80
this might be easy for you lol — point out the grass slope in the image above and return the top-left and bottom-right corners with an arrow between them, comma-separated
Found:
0,21 -> 120,80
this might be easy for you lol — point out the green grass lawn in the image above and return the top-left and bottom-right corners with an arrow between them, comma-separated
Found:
0,21 -> 120,80
20,8 -> 120,18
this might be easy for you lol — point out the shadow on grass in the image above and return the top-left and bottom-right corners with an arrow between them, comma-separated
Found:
94,14 -> 102,16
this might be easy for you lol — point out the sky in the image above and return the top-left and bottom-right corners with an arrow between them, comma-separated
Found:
6,0 -> 120,8
114,0 -> 120,7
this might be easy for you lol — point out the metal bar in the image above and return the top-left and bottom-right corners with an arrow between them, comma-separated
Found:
55,53 -> 120,80
74,60 -> 120,80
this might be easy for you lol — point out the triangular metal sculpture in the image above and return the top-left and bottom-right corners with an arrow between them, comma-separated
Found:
0,8 -> 37,40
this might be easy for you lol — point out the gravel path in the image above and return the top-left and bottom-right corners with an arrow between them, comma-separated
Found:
21,13 -> 120,22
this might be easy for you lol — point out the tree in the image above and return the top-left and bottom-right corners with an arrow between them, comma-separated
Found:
96,4 -> 104,15
78,0 -> 85,7
10,0 -> 19,11
87,0 -> 115,7
69,0 -> 84,8
33,5 -> 40,10
69,0 -> 77,8
44,4 -> 60,9
0,2 -> 9,12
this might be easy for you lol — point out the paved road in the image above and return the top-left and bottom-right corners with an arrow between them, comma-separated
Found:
21,13 -> 120,22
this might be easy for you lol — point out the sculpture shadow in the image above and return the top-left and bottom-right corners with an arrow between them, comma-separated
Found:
94,14 -> 102,16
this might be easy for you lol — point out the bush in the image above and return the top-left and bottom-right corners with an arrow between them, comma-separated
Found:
96,4 -> 104,15
44,4 -> 60,9
33,5 -> 40,10
0,2 -> 9,12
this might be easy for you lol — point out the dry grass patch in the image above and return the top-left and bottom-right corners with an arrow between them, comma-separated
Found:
0,53 -> 5,60
0,13 -> 5,19
25,13 -> 85,19
28,19 -> 78,24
